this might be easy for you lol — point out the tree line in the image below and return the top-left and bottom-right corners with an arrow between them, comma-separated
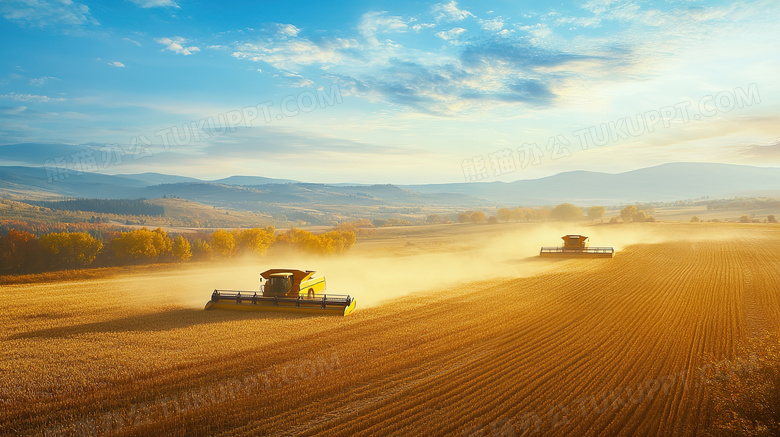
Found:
31,198 -> 164,217
0,227 -> 356,275
451,204 -> 658,224
451,204 -> 609,224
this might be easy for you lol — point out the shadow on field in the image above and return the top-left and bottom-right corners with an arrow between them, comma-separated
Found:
9,308 -> 322,340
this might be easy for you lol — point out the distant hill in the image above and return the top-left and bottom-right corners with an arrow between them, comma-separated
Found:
116,173 -> 201,186
211,175 -> 297,185
1,163 -> 779,209
406,163 -> 780,204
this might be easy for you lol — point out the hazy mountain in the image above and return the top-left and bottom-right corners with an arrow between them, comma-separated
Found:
1,162 -> 779,208
211,175 -> 297,185
406,163 -> 780,205
116,173 -> 201,186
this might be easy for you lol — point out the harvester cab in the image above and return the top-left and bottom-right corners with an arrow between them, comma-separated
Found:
540,234 -> 614,258
264,273 -> 293,296
205,268 -> 356,316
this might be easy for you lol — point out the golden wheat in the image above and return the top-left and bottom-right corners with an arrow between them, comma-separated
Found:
1,223 -> 778,436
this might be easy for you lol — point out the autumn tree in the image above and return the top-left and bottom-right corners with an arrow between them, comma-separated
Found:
768,215 -> 777,223
691,216 -> 701,222
274,228 -> 356,255
620,205 -> 638,223
470,211 -> 487,224
0,230 -> 40,273
457,212 -> 471,223
319,230 -> 357,254
550,203 -> 584,221
740,215 -> 752,223
111,228 -> 172,263
236,227 -> 276,255
336,219 -> 373,230
191,239 -> 212,260
39,232 -> 103,268
275,228 -> 317,253
487,216 -> 499,224
587,206 -> 606,221
496,208 -> 512,223
510,207 -> 524,222
210,229 -> 236,256
172,235 -> 192,261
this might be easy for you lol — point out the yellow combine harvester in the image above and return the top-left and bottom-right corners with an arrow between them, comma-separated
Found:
540,234 -> 614,258
205,269 -> 356,316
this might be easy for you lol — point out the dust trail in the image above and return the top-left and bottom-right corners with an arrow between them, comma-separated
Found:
163,222 -> 745,310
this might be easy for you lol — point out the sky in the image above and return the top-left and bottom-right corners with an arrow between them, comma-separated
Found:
0,0 -> 778,184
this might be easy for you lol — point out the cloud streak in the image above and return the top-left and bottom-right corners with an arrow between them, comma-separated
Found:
128,0 -> 179,8
155,37 -> 200,55
0,0 -> 97,27
0,92 -> 66,102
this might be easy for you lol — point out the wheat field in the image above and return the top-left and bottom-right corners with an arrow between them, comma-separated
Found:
1,223 -> 779,436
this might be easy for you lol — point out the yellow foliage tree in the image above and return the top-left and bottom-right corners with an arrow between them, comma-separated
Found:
550,203 -> 584,221
211,229 -> 236,256
191,239 -> 212,260
319,230 -> 357,254
110,228 -> 172,262
588,206 -> 606,220
470,211 -> 487,224
236,227 -> 276,255
172,235 -> 192,261
39,232 -> 103,268
275,228 -> 356,255
620,205 -> 638,223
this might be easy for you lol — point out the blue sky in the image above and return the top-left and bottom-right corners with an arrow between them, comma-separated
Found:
0,0 -> 778,184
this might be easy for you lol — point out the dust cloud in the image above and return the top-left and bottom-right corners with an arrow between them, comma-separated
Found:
153,222 -> 745,310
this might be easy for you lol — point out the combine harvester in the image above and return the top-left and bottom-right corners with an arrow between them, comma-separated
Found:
205,269 -> 356,316
540,234 -> 614,258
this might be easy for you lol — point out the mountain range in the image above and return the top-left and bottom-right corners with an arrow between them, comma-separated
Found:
1,163 -> 779,210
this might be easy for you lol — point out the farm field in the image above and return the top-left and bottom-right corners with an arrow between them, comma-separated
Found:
2,222 -> 779,436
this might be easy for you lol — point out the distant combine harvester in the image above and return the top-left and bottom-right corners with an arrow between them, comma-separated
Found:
540,235 -> 614,258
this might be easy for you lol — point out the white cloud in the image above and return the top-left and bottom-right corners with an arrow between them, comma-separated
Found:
233,37 -> 357,73
155,36 -> 200,55
2,106 -> 27,115
30,76 -> 59,86
128,0 -> 179,8
518,23 -> 552,43
108,61 -> 126,67
555,15 -> 602,28
436,27 -> 467,42
359,11 -> 409,45
481,17 -> 504,32
0,92 -> 65,102
432,1 -> 475,22
0,0 -> 97,27
283,73 -> 315,88
276,23 -> 300,37
122,37 -> 142,46
412,23 -> 436,32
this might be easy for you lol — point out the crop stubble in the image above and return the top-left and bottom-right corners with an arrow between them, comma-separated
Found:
1,224 -> 779,436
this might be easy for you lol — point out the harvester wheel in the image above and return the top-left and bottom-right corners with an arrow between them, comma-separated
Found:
307,289 -> 314,299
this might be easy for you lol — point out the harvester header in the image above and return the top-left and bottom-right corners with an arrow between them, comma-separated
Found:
205,268 -> 356,316
540,235 -> 614,258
